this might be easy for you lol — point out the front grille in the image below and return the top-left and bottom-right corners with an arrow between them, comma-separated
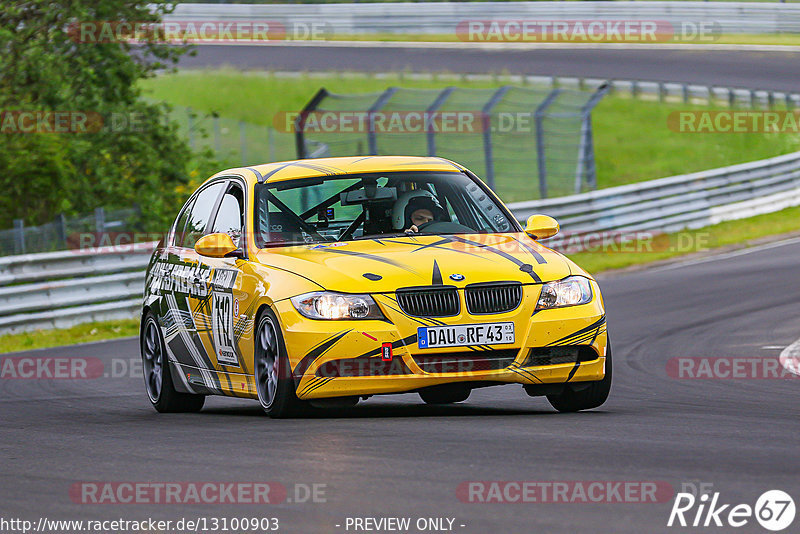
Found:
396,286 -> 459,317
413,349 -> 519,373
465,282 -> 522,315
523,346 -> 598,367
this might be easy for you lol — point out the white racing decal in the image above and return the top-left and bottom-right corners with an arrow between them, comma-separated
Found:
212,291 -> 238,367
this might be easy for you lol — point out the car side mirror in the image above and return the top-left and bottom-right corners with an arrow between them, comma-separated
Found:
524,214 -> 559,240
194,233 -> 238,258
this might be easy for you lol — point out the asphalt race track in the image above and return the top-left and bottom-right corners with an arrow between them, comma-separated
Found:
178,43 -> 800,91
2,238 -> 798,533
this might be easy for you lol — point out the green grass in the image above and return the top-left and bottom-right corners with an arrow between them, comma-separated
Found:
0,319 -> 140,354
566,206 -> 800,274
140,69 -> 800,200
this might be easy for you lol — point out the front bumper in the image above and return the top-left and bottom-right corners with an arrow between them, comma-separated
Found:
274,280 -> 608,399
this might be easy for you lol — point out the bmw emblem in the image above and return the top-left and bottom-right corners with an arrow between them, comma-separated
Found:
449,273 -> 465,282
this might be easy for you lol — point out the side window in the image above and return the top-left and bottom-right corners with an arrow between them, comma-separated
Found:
172,196 -> 196,247
180,182 -> 226,248
210,183 -> 245,247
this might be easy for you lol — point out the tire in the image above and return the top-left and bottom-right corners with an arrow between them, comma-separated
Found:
419,384 -> 471,405
140,312 -> 205,413
254,308 -> 311,418
546,341 -> 612,413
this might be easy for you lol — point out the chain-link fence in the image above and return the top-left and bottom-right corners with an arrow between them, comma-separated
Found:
295,84 -> 608,201
0,207 -> 142,256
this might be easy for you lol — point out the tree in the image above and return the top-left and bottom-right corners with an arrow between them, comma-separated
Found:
0,0 -> 200,231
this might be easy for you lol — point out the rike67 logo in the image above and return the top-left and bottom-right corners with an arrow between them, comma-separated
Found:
668,489 -> 795,531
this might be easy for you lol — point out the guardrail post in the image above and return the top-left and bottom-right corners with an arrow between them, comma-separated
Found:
632,80 -> 639,99
682,83 -> 689,104
13,219 -> 25,255
750,89 -> 757,108
94,207 -> 105,234
768,92 -> 775,109
658,82 -> 666,103
728,88 -> 735,108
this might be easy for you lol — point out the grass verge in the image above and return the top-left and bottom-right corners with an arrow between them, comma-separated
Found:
566,206 -> 800,274
0,319 -> 140,354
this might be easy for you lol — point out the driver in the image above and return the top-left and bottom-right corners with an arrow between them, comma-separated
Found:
392,190 -> 447,233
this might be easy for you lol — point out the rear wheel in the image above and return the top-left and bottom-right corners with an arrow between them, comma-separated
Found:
419,384 -> 471,404
255,309 -> 311,418
141,313 -> 205,413
546,342 -> 612,413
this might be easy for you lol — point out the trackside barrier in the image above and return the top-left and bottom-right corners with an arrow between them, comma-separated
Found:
1,150 -> 800,334
507,150 -> 800,236
0,243 -> 156,335
169,3 -> 800,36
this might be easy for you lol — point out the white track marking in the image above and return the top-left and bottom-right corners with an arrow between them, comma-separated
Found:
649,236 -> 800,273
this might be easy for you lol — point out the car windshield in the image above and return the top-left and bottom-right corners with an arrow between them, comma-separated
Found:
253,171 -> 518,247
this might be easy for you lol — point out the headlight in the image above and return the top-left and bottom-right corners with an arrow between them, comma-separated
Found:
291,292 -> 384,320
536,276 -> 593,310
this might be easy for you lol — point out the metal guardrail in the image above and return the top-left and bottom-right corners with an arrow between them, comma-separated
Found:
2,149 -> 800,334
169,2 -> 800,35
0,244 -> 154,334
507,150 -> 800,236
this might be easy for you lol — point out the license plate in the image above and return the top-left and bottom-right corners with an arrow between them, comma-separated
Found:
417,322 -> 515,349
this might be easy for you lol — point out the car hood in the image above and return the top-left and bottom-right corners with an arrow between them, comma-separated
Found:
255,233 -> 573,293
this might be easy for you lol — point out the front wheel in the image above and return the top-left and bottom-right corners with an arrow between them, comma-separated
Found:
141,312 -> 205,413
254,309 -> 311,418
546,342 -> 612,413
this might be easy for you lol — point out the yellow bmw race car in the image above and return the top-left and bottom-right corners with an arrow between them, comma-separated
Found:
140,156 -> 610,417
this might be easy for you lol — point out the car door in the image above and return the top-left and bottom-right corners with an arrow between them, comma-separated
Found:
160,180 -> 227,394
197,179 -> 259,397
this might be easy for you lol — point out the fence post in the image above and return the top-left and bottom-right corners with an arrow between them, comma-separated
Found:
576,82 -> 610,193
482,86 -> 511,192
55,213 -> 67,249
268,127 -> 275,162
534,89 -> 562,199
13,219 -> 25,255
213,116 -> 221,154
367,87 -> 398,155
426,87 -> 455,156
94,207 -> 105,234
239,121 -> 247,165
187,107 -> 195,150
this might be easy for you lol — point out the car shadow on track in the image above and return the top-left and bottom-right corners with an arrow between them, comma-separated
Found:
198,401 -> 613,419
